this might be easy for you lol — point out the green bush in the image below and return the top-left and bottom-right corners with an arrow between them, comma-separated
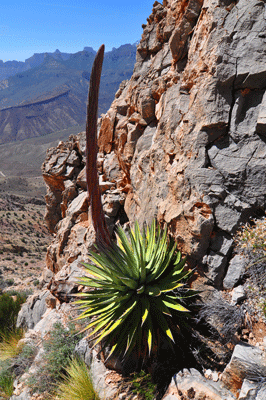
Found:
0,292 -> 26,334
28,322 -> 83,394
76,220 -> 195,364
5,278 -> 14,286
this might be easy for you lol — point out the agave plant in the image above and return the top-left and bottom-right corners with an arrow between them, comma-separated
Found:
76,220 -> 195,362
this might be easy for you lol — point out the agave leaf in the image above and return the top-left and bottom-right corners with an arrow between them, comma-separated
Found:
77,292 -> 132,308
174,250 -> 182,265
88,297 -> 137,331
124,322 -> 142,359
134,221 -> 143,245
125,323 -> 139,355
145,220 -> 156,263
106,342 -> 118,360
151,296 -> 172,317
171,268 -> 192,282
75,306 -> 115,333
129,229 -> 141,268
178,289 -> 199,298
151,304 -> 175,343
108,242 -> 135,277
78,278 -> 129,292
88,251 -> 124,277
97,244 -> 132,278
74,289 -> 119,299
141,297 -> 150,326
137,285 -> 145,294
173,256 -> 187,272
145,224 -> 150,242
150,241 -> 177,282
119,276 -> 138,290
144,285 -> 161,296
123,305 -> 142,355
145,227 -> 169,280
82,262 -> 117,282
144,313 -> 153,355
163,297 -> 190,312
78,300 -> 120,318
134,222 -> 146,283
89,312 -> 116,336
158,257 -> 189,284
74,278 -> 103,288
106,324 -> 135,362
159,280 -> 184,293
116,226 -> 139,278
93,298 -> 138,346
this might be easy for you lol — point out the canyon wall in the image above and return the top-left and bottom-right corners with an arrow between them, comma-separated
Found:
42,0 -> 266,288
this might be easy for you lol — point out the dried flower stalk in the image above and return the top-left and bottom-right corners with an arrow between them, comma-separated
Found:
86,44 -> 111,248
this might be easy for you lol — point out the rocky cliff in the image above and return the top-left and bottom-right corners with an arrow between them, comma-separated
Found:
43,0 -> 266,287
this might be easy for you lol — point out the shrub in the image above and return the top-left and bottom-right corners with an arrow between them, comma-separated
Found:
235,217 -> 266,289
0,292 -> 26,334
235,217 -> 266,254
54,358 -> 99,400
76,220 -> 195,365
12,343 -> 37,379
6,278 -> 14,286
28,322 -> 83,394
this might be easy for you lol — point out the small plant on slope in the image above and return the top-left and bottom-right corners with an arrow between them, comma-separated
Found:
129,370 -> 156,400
76,220 -> 195,365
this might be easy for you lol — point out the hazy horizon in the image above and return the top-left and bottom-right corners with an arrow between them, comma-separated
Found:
1,0 -> 152,62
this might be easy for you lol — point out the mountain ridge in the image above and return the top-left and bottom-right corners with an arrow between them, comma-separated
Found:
0,43 -> 137,144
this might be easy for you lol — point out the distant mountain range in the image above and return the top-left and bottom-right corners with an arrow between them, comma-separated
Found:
0,44 -> 137,144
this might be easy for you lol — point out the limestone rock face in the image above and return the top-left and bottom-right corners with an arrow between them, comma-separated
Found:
42,0 -> 266,287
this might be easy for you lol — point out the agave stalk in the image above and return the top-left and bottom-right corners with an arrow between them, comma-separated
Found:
86,44 -> 111,248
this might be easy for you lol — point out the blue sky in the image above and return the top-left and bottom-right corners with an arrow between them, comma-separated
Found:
1,0 -> 153,62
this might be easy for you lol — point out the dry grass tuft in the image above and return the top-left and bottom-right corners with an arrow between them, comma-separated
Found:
0,329 -> 24,361
54,358 -> 99,400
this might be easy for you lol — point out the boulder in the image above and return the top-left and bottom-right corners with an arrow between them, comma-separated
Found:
223,255 -> 248,290
221,343 -> 266,396
163,368 -> 236,400
16,290 -> 50,330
